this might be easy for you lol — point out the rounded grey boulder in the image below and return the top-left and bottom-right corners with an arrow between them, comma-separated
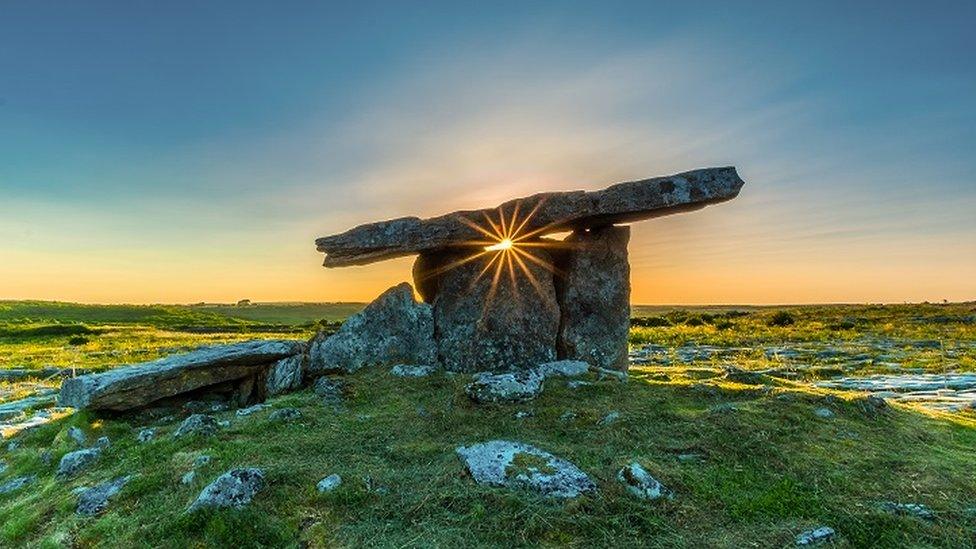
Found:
188,468 -> 265,512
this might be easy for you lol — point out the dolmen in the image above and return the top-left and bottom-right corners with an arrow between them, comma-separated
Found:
315,167 -> 744,374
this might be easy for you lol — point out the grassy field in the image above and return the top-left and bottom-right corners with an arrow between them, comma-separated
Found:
1,300 -> 975,547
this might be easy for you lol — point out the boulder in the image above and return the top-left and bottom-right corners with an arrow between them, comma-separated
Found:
308,283 -> 437,374
265,352 -> 307,397
0,475 -> 35,495
58,340 -> 304,411
56,448 -> 102,479
67,426 -> 87,447
76,476 -> 130,516
417,248 -> 559,372
553,226 -> 630,372
317,167 -> 745,266
188,468 -> 265,512
465,371 -> 544,404
173,414 -> 221,438
456,440 -> 596,498
617,462 -> 667,500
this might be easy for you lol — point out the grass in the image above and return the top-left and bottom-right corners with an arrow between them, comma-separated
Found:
0,300 -> 975,547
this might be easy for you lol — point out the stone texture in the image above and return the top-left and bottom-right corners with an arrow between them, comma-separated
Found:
308,283 -> 437,374
188,468 -> 265,512
617,462 -> 666,500
390,364 -> 436,378
0,475 -> 35,495
795,526 -> 836,546
59,340 -> 304,411
456,440 -> 596,498
317,167 -> 744,266
317,473 -> 342,493
265,352 -> 307,397
535,360 -> 589,378
268,408 -> 302,422
417,248 -> 559,373
76,476 -> 130,516
56,448 -> 102,479
554,225 -> 630,372
137,428 -> 156,443
465,371 -> 544,404
173,414 -> 221,438
68,427 -> 87,446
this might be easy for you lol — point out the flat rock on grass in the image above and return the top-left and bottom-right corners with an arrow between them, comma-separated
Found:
188,468 -> 265,512
268,408 -> 302,422
317,473 -> 342,493
56,447 -> 102,479
465,371 -> 543,403
390,364 -> 436,378
617,462 -> 666,500
173,414 -> 221,438
76,476 -> 130,516
535,360 -> 589,378
0,475 -> 35,495
795,526 -> 836,545
456,440 -> 596,498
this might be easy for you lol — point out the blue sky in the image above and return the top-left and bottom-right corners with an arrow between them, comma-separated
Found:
1,1 -> 974,303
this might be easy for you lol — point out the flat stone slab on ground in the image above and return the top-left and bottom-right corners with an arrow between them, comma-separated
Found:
76,476 -> 130,516
456,440 -> 596,498
465,371 -> 544,403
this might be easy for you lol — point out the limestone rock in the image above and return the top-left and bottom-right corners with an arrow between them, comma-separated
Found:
879,501 -> 936,520
76,476 -> 130,516
181,471 -> 196,485
308,283 -> 437,374
554,225 -> 630,372
68,426 -> 87,446
465,371 -> 544,404
236,404 -> 268,417
536,360 -> 589,378
0,475 -> 35,495
313,377 -> 345,405
317,167 -> 745,266
173,414 -> 221,438
317,473 -> 342,493
617,462 -> 666,500
417,248 -> 559,372
188,468 -> 265,512
56,447 -> 102,479
59,340 -> 304,411
390,364 -> 436,378
268,408 -> 302,422
137,428 -> 156,443
95,436 -> 111,449
456,440 -> 596,498
795,526 -> 836,546
265,352 -> 307,397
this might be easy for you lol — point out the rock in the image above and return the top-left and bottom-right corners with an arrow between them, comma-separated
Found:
617,462 -> 667,500
390,364 -> 436,378
599,411 -> 621,425
559,411 -> 578,421
535,360 -> 589,378
7,441 -> 18,452
879,501 -> 936,520
194,455 -> 212,468
188,468 -> 265,512
76,476 -> 130,516
181,471 -> 196,485
795,526 -> 836,545
56,447 -> 102,479
236,404 -> 268,416
59,339 -> 304,411
308,283 -> 437,374
514,411 -> 533,419
268,408 -> 302,422
316,473 -> 342,493
553,226 -> 631,372
265,353 -> 307,397
0,460 -> 6,474
456,440 -> 596,498
173,414 -> 221,438
814,407 -> 835,419
95,436 -> 111,449
317,167 -> 745,266
313,377 -> 345,405
68,426 -> 87,446
567,380 -> 592,389
416,248 -> 559,373
677,453 -> 701,463
137,428 -> 156,443
362,476 -> 389,495
465,371 -> 544,404
0,475 -> 35,495
209,402 -> 230,413
722,366 -> 769,385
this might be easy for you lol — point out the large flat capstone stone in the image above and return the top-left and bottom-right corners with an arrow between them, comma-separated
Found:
317,167 -> 744,266
58,340 -> 304,411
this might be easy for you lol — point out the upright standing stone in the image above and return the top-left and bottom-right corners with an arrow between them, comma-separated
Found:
415,247 -> 559,373
554,226 -> 631,372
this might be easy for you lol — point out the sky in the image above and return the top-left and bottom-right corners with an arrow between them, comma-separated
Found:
1,1 -> 974,304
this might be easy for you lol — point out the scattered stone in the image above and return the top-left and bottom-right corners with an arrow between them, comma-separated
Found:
514,411 -> 533,419
265,353 -> 307,397
236,404 -> 268,417
617,462 -> 667,500
6,441 -> 18,452
137,428 -> 156,443
390,364 -> 436,378
567,380 -> 592,389
188,468 -> 265,512
68,426 -> 87,446
879,501 -> 936,520
59,339 -> 304,412
535,360 -> 589,378
76,476 -> 130,516
814,407 -> 835,419
194,455 -> 212,468
599,411 -> 621,425
416,406 -> 429,418
554,225 -> 631,373
456,440 -> 596,498
308,283 -> 437,374
677,453 -> 702,463
181,471 -> 196,485
465,371 -> 544,404
362,476 -> 389,495
209,402 -> 229,413
795,526 -> 836,545
0,460 -> 6,474
0,475 -> 35,495
56,447 -> 102,479
317,474 -> 342,493
708,403 -> 738,414
95,436 -> 111,449
217,420 -> 230,428
313,377 -> 345,405
173,414 -> 221,438
559,411 -> 578,421
268,408 -> 302,422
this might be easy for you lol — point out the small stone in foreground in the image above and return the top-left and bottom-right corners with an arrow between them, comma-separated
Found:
456,440 -> 595,498
137,428 -> 156,443
814,407 -> 835,419
313,377 -> 345,405
188,468 -> 265,512
465,371 -> 543,404
194,455 -> 212,468
76,476 -> 130,516
599,411 -> 621,425
535,360 -> 589,378
56,447 -> 102,479
95,436 -> 111,449
795,526 -> 836,545
617,462 -> 666,500
236,404 -> 268,417
879,501 -> 936,520
317,473 -> 342,493
268,408 -> 302,422
173,414 -> 221,438
68,426 -> 87,446
390,364 -> 436,378
0,475 -> 35,495
181,471 -> 196,485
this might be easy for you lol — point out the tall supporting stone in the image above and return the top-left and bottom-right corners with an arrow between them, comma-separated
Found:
414,247 -> 560,373
554,226 -> 631,372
